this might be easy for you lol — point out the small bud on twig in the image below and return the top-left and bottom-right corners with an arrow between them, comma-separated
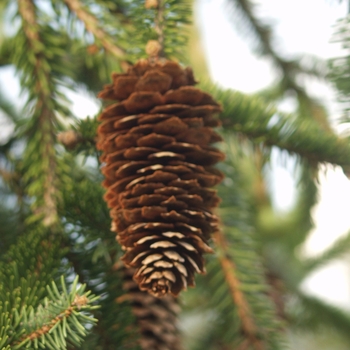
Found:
145,40 -> 162,58
145,0 -> 158,9
57,130 -> 82,150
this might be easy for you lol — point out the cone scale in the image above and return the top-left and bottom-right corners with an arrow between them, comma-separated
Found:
97,59 -> 224,297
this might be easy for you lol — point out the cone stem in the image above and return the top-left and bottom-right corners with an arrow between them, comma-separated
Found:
155,0 -> 165,57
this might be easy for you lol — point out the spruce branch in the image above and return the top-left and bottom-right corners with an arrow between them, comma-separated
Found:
17,0 -> 60,227
12,277 -> 99,350
63,0 -> 125,58
214,230 -> 264,350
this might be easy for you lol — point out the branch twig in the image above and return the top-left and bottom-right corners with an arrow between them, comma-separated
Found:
17,295 -> 88,344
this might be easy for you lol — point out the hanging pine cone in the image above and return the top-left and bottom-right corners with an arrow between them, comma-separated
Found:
117,266 -> 183,350
97,59 -> 224,297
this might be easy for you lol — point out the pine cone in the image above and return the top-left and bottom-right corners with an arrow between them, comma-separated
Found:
117,266 -> 183,350
97,59 -> 224,297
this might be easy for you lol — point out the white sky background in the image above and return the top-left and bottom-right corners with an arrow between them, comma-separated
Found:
195,0 -> 350,307
1,0 -> 350,308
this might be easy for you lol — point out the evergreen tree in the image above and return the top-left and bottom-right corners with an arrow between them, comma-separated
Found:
1,0 -> 350,349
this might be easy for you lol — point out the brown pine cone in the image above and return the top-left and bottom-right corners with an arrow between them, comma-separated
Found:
117,266 -> 183,350
97,59 -> 224,297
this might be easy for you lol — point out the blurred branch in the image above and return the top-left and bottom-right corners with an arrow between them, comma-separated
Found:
226,0 -> 277,58
290,293 -> 350,341
225,0 -> 331,128
206,84 -> 350,170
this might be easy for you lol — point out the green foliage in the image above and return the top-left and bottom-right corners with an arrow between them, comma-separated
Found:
205,83 -> 350,169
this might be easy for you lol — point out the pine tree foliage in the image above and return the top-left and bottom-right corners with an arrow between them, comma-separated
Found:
2,0 -> 350,349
